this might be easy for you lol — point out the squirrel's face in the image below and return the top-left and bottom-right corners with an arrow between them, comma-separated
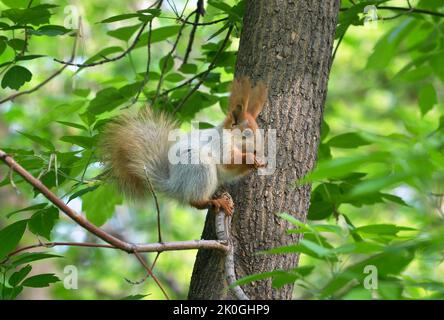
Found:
224,105 -> 262,153
223,76 -> 268,152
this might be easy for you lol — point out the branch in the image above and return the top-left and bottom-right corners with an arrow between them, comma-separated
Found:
340,5 -> 444,19
5,240 -> 228,260
182,0 -> 204,65
151,10 -> 195,105
133,251 -> 170,299
0,148 -> 229,298
52,0 -> 164,69
0,149 -> 227,251
180,17 -> 228,26
173,24 -> 233,113
0,28 -> 79,106
159,69 -> 209,97
214,192 -> 249,300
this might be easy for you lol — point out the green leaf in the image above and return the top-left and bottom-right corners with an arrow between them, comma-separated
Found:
22,273 -> 60,288
272,266 -> 315,288
349,174 -> 407,197
136,26 -> 182,48
1,0 -> 33,8
10,252 -> 62,267
60,135 -> 95,149
418,83 -> 437,116
301,152 -> 388,182
72,88 -> 91,97
7,38 -> 26,51
100,13 -> 141,23
381,193 -> 409,207
107,24 -> 141,41
28,206 -> 59,240
165,73 -> 185,82
2,5 -> 57,26
366,18 -> 416,70
179,63 -> 197,74
327,132 -> 371,149
233,266 -> 314,288
87,87 -> 127,115
159,55 -> 174,73
9,265 -> 32,287
355,224 -> 416,236
0,285 -> 23,300
17,131 -> 55,151
334,242 -> 384,255
264,239 -> 336,261
29,25 -> 71,36
15,54 -> 46,61
67,185 -> 99,203
81,46 -> 124,66
321,249 -> 414,298
308,201 -> 335,220
0,39 -> 6,55
57,121 -> 88,131
0,220 -> 27,260
82,184 -> 123,226
429,52 -> 444,84
1,65 -> 32,90
232,270 -> 282,287
6,203 -> 47,218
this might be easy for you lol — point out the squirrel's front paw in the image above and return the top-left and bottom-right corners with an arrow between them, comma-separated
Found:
253,157 -> 267,169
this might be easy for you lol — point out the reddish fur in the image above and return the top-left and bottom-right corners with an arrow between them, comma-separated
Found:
222,76 -> 268,171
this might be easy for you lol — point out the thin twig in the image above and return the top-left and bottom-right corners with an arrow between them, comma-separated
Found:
129,0 -> 164,107
180,17 -> 228,26
151,10 -> 195,105
381,0 -> 414,21
0,27 -> 79,106
144,165 -> 162,243
332,26 -> 347,63
182,0 -> 204,65
160,69 -> 208,96
173,24 -> 233,113
54,20 -> 149,68
0,149 -> 229,255
340,5 -> 444,19
133,251 -> 170,299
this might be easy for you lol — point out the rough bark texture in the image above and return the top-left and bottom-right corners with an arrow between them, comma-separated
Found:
188,0 -> 339,300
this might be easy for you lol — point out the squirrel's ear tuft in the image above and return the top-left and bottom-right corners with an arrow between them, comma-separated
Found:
231,104 -> 244,125
229,76 -> 251,112
247,81 -> 268,118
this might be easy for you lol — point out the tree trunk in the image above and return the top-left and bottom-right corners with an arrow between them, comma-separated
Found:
188,0 -> 339,300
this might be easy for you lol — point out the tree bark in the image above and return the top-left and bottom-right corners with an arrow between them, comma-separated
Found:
188,0 -> 340,300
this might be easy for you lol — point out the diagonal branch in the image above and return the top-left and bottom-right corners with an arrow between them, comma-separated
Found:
53,0 -> 163,69
182,0 -> 204,65
0,149 -> 228,253
0,148 -> 229,299
151,10 -> 195,106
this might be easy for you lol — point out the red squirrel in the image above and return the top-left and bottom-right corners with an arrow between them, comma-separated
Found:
98,76 -> 268,215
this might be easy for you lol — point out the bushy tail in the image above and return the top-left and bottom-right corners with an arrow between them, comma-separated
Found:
97,108 -> 178,199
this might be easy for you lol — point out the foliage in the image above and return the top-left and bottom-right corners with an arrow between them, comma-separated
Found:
0,0 -> 443,300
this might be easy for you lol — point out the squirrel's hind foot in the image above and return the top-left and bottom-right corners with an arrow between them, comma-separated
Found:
190,193 -> 234,216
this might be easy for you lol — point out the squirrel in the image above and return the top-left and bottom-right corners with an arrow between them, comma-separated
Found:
98,76 -> 268,216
